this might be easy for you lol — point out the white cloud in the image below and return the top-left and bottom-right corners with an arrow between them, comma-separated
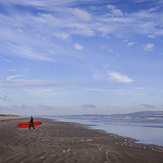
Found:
74,43 -> 83,50
49,49 -> 57,55
100,45 -> 106,49
68,8 -> 92,22
6,43 -> 54,62
108,49 -> 113,53
148,35 -> 155,38
107,5 -> 124,17
72,28 -> 95,37
143,43 -> 154,51
38,13 -> 54,20
24,88 -> 57,97
0,0 -> 163,65
2,59 -> 13,63
53,32 -> 70,39
123,39 -> 128,43
8,69 -> 16,72
93,73 -> 105,80
6,74 -> 24,80
18,28 -> 23,33
128,42 -> 135,46
24,68 -> 30,72
108,71 -> 134,83
0,79 -> 88,88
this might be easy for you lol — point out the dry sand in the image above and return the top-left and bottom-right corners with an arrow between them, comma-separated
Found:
0,114 -> 27,121
0,118 -> 163,163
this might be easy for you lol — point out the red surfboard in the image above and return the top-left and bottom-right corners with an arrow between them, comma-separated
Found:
17,121 -> 42,128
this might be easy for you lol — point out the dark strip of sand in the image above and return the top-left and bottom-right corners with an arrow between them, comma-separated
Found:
0,118 -> 163,163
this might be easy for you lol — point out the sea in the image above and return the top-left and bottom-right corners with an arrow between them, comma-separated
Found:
42,114 -> 163,146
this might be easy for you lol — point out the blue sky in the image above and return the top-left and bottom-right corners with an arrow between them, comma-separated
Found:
0,0 -> 163,115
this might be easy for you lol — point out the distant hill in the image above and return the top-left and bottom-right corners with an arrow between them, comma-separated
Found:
111,111 -> 163,117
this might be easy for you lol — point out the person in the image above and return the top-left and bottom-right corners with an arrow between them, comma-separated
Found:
29,116 -> 35,131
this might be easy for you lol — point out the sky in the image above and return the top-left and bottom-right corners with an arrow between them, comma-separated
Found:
0,0 -> 163,115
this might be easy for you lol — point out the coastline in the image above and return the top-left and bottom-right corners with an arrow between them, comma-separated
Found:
0,118 -> 163,163
52,116 -> 163,146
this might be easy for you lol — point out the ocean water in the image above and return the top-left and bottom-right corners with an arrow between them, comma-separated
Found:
44,115 -> 163,146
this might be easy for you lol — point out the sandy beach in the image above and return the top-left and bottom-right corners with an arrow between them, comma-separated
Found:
0,115 -> 28,121
0,117 -> 163,163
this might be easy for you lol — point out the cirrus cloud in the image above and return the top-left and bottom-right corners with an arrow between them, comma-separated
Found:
108,71 -> 134,83
0,79 -> 93,88
6,74 -> 24,80
68,8 -> 92,22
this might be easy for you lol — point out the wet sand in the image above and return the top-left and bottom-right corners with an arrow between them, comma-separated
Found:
0,118 -> 163,163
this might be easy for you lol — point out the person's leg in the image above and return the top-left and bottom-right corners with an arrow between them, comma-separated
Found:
32,124 -> 35,130
29,124 -> 32,130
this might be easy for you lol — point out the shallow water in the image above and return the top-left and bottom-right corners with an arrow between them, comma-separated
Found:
43,115 -> 163,146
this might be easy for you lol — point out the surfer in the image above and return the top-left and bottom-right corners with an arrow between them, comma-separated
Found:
29,116 -> 35,131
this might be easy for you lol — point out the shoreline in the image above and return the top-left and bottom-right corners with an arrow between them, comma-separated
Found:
46,116 -> 163,147
0,118 -> 163,163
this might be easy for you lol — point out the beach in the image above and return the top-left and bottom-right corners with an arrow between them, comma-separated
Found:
0,117 -> 163,163
0,115 -> 28,121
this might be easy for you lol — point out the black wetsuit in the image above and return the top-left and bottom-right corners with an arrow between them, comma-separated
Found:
29,118 -> 35,130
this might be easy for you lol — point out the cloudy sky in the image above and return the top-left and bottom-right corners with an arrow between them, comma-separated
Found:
0,0 -> 163,115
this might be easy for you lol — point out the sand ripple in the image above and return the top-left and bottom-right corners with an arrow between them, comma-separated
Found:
0,119 -> 163,163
